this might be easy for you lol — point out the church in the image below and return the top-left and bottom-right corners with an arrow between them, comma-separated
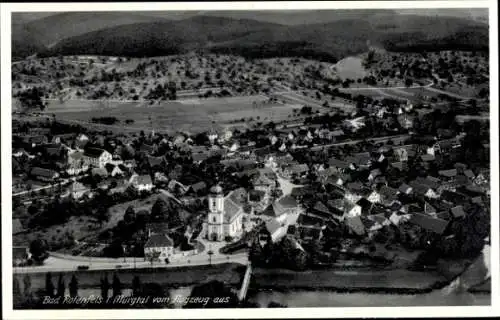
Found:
206,184 -> 244,241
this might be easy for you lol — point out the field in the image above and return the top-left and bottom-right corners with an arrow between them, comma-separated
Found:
41,95 -> 301,134
332,56 -> 368,80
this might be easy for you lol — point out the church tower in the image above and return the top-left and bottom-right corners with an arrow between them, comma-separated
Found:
207,184 -> 225,241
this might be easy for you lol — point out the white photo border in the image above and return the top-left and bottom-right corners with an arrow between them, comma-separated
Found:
1,1 -> 498,319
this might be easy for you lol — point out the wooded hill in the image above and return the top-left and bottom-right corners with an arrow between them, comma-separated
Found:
13,11 -> 489,61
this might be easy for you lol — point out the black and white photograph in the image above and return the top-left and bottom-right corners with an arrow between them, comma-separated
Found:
1,1 -> 498,319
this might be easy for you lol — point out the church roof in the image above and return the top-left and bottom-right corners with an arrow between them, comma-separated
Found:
223,196 -> 243,223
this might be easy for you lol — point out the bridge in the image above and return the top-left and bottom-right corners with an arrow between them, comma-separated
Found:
238,263 -> 253,302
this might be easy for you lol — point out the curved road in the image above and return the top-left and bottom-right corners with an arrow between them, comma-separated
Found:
14,250 -> 248,274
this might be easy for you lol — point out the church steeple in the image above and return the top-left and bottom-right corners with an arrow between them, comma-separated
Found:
209,184 -> 224,213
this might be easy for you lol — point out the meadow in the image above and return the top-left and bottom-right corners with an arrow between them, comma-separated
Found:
42,95 -> 300,134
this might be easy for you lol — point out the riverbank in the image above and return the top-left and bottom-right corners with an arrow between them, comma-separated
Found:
250,268 -> 448,294
14,263 -> 245,291
250,244 -> 491,295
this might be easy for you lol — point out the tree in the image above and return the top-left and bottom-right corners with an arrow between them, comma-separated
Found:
132,276 -> 141,297
56,273 -> 65,298
103,239 -> 124,258
45,272 -> 55,297
30,239 -> 49,265
100,274 -> 110,301
69,275 -> 78,297
13,277 -> 21,297
151,198 -> 168,220
23,275 -> 32,296
112,274 -> 122,297
124,206 -> 136,223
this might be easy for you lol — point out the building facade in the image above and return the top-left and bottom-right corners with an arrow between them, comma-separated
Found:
207,185 -> 244,241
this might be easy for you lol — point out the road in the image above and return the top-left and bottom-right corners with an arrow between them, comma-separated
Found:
309,133 -> 411,151
14,249 -> 248,274
339,79 -> 434,92
12,174 -> 88,197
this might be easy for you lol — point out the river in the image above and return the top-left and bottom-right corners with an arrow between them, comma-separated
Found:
247,245 -> 491,307
14,246 -> 490,308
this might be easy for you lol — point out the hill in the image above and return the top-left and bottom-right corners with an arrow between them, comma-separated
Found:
23,12 -> 170,47
17,12 -> 489,61
42,15 -> 282,57
11,23 -> 47,60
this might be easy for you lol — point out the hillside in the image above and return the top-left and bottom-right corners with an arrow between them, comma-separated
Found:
25,12 -> 170,46
15,12 -> 489,61
12,23 -> 47,60
42,16 -> 282,57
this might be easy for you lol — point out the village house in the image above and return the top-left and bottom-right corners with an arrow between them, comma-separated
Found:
262,195 -> 302,223
91,167 -> 108,179
206,185 -> 244,241
67,151 -> 88,175
392,147 -> 408,162
13,246 -> 31,266
71,181 -> 89,200
30,167 -> 60,182
265,219 -> 288,242
76,133 -> 89,149
409,213 -> 449,235
130,174 -> 154,191
398,183 -> 413,195
438,169 -> 458,182
144,234 -> 175,261
345,215 -> 365,236
105,163 -> 125,177
83,147 -> 112,168
207,128 -> 219,144
344,202 -> 362,218
252,171 -> 276,196
189,181 -> 208,195
328,158 -> 352,173
282,163 -> 309,179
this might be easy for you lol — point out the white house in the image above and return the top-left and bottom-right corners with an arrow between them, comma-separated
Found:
367,190 -> 381,204
71,181 -> 89,200
393,147 -> 408,162
83,147 -> 112,168
144,234 -> 174,261
207,129 -> 218,144
67,151 -> 88,175
130,174 -> 154,191
206,185 -> 244,241
344,202 -> 362,218
105,163 -> 124,177
265,219 -> 287,242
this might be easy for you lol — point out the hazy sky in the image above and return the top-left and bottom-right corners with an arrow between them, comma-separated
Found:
13,8 -> 488,24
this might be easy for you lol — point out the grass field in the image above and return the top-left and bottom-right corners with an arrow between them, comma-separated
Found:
333,56 -> 368,80
42,95 -> 298,134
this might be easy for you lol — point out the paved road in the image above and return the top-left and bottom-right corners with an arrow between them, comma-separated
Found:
12,174 -> 88,197
14,250 -> 248,274
309,133 -> 411,151
339,80 -> 434,92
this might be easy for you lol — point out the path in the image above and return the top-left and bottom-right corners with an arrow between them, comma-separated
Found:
309,133 -> 411,151
12,174 -> 88,197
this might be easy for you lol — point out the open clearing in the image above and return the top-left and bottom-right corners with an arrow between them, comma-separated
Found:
41,95 -> 299,134
333,56 -> 368,80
